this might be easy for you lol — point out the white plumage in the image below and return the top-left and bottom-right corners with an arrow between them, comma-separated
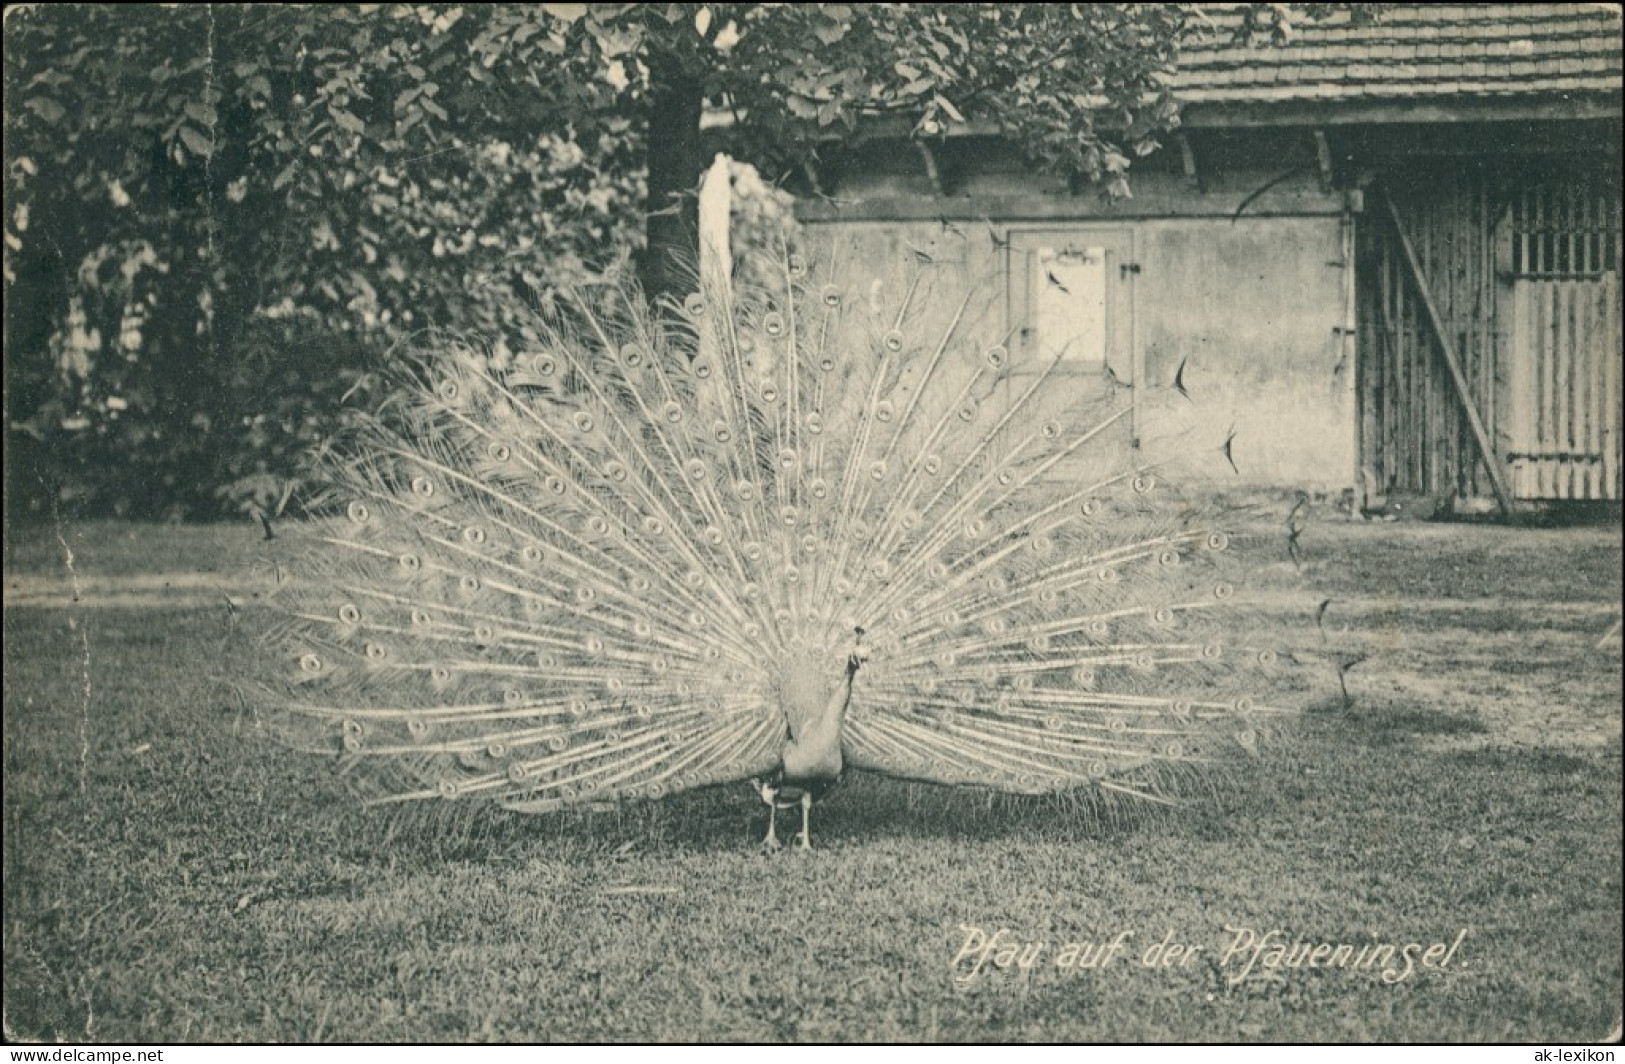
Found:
265,243 -> 1284,847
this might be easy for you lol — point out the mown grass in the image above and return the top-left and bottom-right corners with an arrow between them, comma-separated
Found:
3,518 -> 1620,1042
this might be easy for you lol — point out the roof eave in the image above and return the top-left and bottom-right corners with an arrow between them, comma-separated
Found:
1178,89 -> 1624,129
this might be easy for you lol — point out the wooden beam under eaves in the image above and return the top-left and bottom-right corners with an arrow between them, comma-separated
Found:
1312,129 -> 1333,190
1175,132 -> 1201,189
916,141 -> 943,196
802,158 -> 825,199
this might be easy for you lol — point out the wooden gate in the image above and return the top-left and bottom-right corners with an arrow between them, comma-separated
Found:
1503,175 -> 1623,501
1357,166 -> 1507,503
1357,159 -> 1623,505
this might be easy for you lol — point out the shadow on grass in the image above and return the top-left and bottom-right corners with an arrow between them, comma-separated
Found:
309,770 -> 1239,871
1446,747 -> 1593,776
1361,704 -> 1491,741
1442,500 -> 1623,530
1306,696 -> 1490,745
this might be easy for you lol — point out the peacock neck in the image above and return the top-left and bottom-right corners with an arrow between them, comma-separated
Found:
816,668 -> 856,739
779,653 -> 858,782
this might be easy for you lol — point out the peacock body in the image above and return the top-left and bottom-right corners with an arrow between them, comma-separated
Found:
266,241 -> 1284,848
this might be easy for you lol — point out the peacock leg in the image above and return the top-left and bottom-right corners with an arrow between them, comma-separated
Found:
762,803 -> 782,852
796,792 -> 813,850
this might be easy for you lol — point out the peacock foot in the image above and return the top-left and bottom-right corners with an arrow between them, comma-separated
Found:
761,833 -> 783,853
795,833 -> 812,851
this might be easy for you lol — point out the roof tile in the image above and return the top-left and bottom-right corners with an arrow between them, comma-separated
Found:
1171,2 -> 1622,106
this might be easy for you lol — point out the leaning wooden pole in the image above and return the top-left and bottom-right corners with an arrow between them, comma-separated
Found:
1377,185 -> 1514,515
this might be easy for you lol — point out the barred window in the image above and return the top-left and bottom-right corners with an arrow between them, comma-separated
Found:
1510,170 -> 1621,279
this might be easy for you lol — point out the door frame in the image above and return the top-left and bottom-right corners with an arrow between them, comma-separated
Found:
1005,226 -> 1140,445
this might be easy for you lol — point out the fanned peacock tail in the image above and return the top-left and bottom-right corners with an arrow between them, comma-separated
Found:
261,242 -> 1288,817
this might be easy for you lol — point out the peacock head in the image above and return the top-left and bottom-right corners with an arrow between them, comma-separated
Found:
847,626 -> 868,677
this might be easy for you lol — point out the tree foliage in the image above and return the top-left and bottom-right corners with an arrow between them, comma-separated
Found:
4,3 -> 1369,520
534,4 -> 1194,292
5,4 -> 643,518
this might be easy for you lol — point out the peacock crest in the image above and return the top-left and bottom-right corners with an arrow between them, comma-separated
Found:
263,241 -> 1285,839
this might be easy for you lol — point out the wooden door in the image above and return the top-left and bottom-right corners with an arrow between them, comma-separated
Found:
1503,174 -> 1623,501
1006,227 -> 1137,441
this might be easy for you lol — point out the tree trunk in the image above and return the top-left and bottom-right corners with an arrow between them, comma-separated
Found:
639,54 -> 706,303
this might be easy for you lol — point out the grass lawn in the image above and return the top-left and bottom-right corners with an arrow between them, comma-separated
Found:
3,517 -> 1620,1042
